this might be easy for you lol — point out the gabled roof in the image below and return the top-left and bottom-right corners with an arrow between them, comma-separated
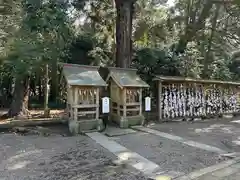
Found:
60,63 -> 107,86
153,75 -> 240,86
106,67 -> 149,89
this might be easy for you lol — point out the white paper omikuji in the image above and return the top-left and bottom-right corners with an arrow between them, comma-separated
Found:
145,97 -> 151,111
161,84 -> 238,119
102,97 -> 110,113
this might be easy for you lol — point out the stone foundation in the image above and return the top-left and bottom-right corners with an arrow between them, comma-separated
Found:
223,113 -> 234,119
110,114 -> 144,128
68,119 -> 104,135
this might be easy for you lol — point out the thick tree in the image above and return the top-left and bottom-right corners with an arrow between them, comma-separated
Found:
115,0 -> 136,68
73,0 -> 136,68
8,76 -> 30,118
3,0 -> 72,118
1,0 -> 240,117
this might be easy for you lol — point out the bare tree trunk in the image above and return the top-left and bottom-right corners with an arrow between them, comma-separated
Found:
50,60 -> 57,102
38,77 -> 42,102
8,75 -> 30,118
115,0 -> 135,68
112,0 -> 116,64
44,64 -> 50,117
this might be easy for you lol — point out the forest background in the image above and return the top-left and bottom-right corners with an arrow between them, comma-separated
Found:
0,0 -> 239,118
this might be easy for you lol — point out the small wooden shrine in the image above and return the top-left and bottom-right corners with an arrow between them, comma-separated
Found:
104,67 -> 149,128
60,63 -> 107,134
154,76 -> 240,121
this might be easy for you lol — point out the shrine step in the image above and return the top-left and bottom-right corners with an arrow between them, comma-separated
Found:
86,132 -> 166,179
104,126 -> 137,137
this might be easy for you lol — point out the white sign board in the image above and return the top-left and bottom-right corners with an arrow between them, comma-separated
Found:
102,97 -> 110,113
145,97 -> 151,111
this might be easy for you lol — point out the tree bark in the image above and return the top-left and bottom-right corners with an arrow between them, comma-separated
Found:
115,0 -> 135,68
50,60 -> 58,102
44,64 -> 50,117
38,76 -> 42,102
7,75 -> 30,118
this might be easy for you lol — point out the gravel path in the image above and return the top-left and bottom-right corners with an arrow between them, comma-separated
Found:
150,121 -> 240,153
112,132 -> 229,175
0,133 -> 148,180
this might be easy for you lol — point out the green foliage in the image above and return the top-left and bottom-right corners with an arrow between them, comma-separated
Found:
71,0 -> 239,81
3,0 -> 73,77
1,0 -> 240,109
67,33 -> 96,65
132,48 -> 181,83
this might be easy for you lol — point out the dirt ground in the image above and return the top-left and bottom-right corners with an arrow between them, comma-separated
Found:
1,107 -> 240,180
0,109 -> 65,118
149,118 -> 240,153
0,109 -> 147,180
0,126 -> 148,180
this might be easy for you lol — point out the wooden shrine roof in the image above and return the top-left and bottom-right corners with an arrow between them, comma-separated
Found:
153,75 -> 240,86
106,67 -> 149,88
60,63 -> 107,87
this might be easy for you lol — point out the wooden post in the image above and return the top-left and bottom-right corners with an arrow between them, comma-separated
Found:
117,88 -> 120,116
86,88 -> 89,104
123,88 -> 127,117
158,81 -> 162,121
74,87 -> 78,121
139,88 -> 142,116
69,87 -> 73,120
96,88 -> 100,119
219,85 -> 223,114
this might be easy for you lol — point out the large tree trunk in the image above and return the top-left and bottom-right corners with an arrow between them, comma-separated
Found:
44,64 -> 50,117
50,60 -> 58,102
38,76 -> 42,102
7,75 -> 30,118
115,0 -> 135,68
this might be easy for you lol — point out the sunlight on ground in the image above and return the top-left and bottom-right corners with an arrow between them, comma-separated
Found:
155,176 -> 172,180
8,150 -> 42,163
4,149 -> 42,171
233,137 -> 240,146
117,151 -> 159,174
231,120 -> 240,124
118,151 -> 132,161
7,160 -> 31,170
195,124 -> 233,134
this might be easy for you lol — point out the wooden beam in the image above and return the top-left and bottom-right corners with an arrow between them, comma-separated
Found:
78,111 -> 97,115
139,88 -> 142,116
123,88 -> 127,117
96,88 -> 100,119
72,104 -> 98,108
126,102 -> 140,106
74,87 -> 78,121
158,81 -> 162,121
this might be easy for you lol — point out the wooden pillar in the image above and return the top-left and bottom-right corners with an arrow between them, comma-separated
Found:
117,88 -> 121,116
158,81 -> 162,121
219,85 -> 223,114
74,87 -> 78,121
67,87 -> 70,120
139,88 -> 142,116
96,88 -> 100,119
123,88 -> 127,117
70,87 -> 74,120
